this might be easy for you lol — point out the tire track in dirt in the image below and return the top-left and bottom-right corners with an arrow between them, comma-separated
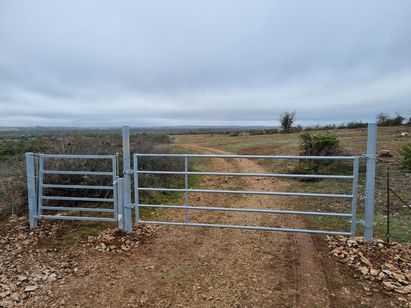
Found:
29,143 -> 333,307
178,144 -> 332,307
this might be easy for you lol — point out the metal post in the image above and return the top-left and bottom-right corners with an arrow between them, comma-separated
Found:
37,155 -> 44,217
350,156 -> 360,236
25,153 -> 38,228
112,157 -> 118,221
364,123 -> 377,243
115,178 -> 124,230
184,156 -> 189,223
133,154 -> 140,223
386,167 -> 390,243
122,126 -> 132,232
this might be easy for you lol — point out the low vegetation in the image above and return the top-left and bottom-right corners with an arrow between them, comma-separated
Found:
0,131 -> 181,220
298,132 -> 342,174
400,143 -> 411,170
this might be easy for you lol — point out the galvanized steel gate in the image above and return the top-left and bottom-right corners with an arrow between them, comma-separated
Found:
26,124 -> 378,242
133,153 -> 359,236
25,154 -> 121,228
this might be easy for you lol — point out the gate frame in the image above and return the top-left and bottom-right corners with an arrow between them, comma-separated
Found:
25,153 -> 126,229
26,123 -> 377,242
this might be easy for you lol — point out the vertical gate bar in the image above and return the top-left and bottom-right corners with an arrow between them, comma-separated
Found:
115,153 -> 120,178
37,155 -> 44,217
364,123 -> 377,243
117,178 -> 124,230
350,156 -> 360,236
386,167 -> 390,243
122,126 -> 132,232
184,156 -> 189,223
112,157 -> 117,220
25,153 -> 38,229
113,179 -> 119,228
134,154 -> 140,224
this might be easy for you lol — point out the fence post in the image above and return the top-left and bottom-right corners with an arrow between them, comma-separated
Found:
25,152 -> 38,229
122,126 -> 132,232
364,122 -> 377,243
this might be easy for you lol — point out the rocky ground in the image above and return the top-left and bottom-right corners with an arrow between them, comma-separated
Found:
0,216 -> 156,307
327,235 -> 411,304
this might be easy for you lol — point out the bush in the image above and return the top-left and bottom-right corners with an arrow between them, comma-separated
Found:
298,132 -> 340,174
400,143 -> 411,170
300,133 -> 340,157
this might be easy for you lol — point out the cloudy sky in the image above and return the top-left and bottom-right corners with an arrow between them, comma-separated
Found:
1,0 -> 410,127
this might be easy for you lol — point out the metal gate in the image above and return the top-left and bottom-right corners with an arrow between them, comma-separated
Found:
26,153 -> 121,228
26,123 -> 378,242
133,153 -> 360,236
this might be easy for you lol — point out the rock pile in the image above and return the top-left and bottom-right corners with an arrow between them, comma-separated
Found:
327,236 -> 411,301
86,225 -> 158,253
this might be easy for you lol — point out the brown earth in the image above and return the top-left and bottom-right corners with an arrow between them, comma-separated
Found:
2,143 -> 404,307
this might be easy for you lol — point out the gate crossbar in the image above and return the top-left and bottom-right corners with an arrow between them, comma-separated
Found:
133,153 -> 360,236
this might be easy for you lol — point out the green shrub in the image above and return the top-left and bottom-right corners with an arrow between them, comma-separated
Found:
400,143 -> 411,170
299,133 -> 340,174
301,133 -> 339,157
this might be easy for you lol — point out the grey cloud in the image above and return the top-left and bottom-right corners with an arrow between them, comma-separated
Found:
0,0 -> 411,126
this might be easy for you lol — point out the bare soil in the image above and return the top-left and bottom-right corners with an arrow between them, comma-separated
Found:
1,142 -> 405,307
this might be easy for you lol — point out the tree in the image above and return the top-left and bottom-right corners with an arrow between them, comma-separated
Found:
376,112 -> 405,126
280,111 -> 296,132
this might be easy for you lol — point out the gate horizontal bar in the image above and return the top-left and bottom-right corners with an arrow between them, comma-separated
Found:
137,204 -> 352,217
136,170 -> 353,180
41,206 -> 115,213
138,187 -> 352,199
138,220 -> 351,235
43,170 -> 113,176
41,154 -> 115,159
40,215 -> 115,222
41,196 -> 114,202
43,184 -> 113,190
134,153 -> 357,160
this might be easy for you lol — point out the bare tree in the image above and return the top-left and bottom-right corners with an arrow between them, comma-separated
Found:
280,111 -> 296,132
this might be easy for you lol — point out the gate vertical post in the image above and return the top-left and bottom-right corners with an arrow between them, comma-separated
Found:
25,152 -> 38,229
364,123 -> 377,243
350,156 -> 360,236
133,154 -> 140,224
184,156 -> 189,223
122,126 -> 132,233
115,178 -> 124,230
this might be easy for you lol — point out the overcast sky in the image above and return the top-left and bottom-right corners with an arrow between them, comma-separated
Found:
1,0 -> 410,127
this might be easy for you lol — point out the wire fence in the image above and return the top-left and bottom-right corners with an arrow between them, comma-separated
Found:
374,165 -> 411,242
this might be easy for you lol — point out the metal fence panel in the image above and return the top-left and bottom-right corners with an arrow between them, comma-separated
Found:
133,153 -> 361,236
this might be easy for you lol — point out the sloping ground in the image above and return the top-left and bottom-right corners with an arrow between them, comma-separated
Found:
0,144 -> 406,307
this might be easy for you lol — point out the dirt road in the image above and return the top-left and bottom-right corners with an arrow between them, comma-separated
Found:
22,144 -> 395,307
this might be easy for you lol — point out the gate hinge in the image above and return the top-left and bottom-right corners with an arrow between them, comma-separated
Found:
124,169 -> 134,175
125,203 -> 135,209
